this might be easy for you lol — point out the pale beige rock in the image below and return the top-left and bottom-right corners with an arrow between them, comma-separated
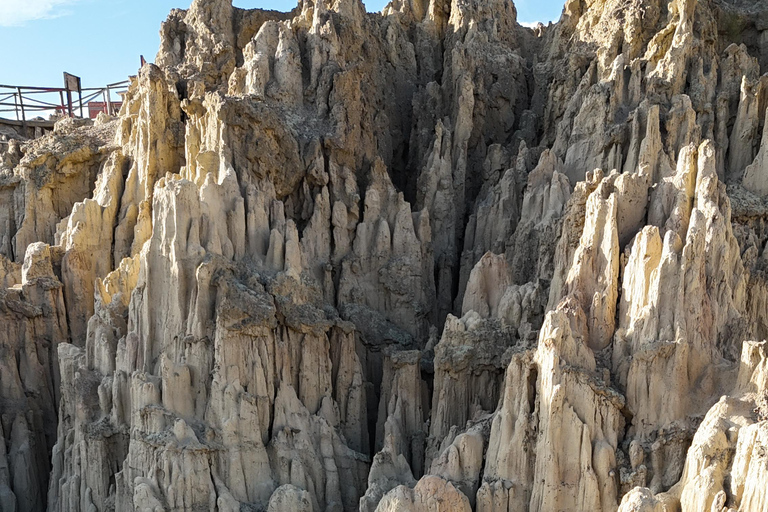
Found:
613,140 -> 747,446
0,240 -> 68,511
457,145 -> 527,304
617,487 -> 676,512
428,421 -> 486,507
4,0 -> 768,510
359,436 -> 417,512
374,476 -> 471,512
428,312 -> 514,460
742,107 -> 768,197
660,338 -> 768,512
478,350 -> 536,512
374,350 -> 428,478
461,252 -> 510,319
339,158 -> 435,340
556,169 -> 621,351
529,299 -> 624,512
268,484 -> 313,512
728,75 -> 767,181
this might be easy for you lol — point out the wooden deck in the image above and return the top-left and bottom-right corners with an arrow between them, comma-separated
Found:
0,117 -> 56,139
0,118 -> 56,130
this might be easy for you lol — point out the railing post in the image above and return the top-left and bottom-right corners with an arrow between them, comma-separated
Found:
59,91 -> 65,117
13,93 -> 19,121
106,85 -> 113,116
66,90 -> 73,118
16,87 -> 27,133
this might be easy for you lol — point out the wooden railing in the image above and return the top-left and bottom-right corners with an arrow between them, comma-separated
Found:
0,80 -> 129,126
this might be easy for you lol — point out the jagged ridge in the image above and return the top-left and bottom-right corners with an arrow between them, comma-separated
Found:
0,0 -> 767,511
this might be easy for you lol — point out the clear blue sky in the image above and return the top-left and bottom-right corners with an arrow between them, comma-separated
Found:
0,0 -> 563,89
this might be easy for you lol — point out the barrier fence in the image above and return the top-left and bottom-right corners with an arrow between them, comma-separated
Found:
0,75 -> 129,129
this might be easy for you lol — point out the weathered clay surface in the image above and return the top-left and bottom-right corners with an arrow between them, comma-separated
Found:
3,0 -> 768,510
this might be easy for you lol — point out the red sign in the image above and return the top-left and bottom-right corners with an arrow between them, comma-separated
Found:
88,101 -> 123,118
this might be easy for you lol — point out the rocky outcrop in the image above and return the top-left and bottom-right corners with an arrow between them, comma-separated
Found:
374,476 -> 472,512
4,0 -> 768,510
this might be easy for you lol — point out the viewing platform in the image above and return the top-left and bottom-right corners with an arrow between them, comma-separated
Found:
0,73 -> 129,139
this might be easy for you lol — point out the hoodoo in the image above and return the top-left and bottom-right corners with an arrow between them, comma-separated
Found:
1,0 -> 768,510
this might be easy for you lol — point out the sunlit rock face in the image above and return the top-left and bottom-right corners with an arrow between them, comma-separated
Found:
2,0 -> 768,510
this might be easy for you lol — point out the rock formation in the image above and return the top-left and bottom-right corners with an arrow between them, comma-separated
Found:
2,0 -> 768,510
